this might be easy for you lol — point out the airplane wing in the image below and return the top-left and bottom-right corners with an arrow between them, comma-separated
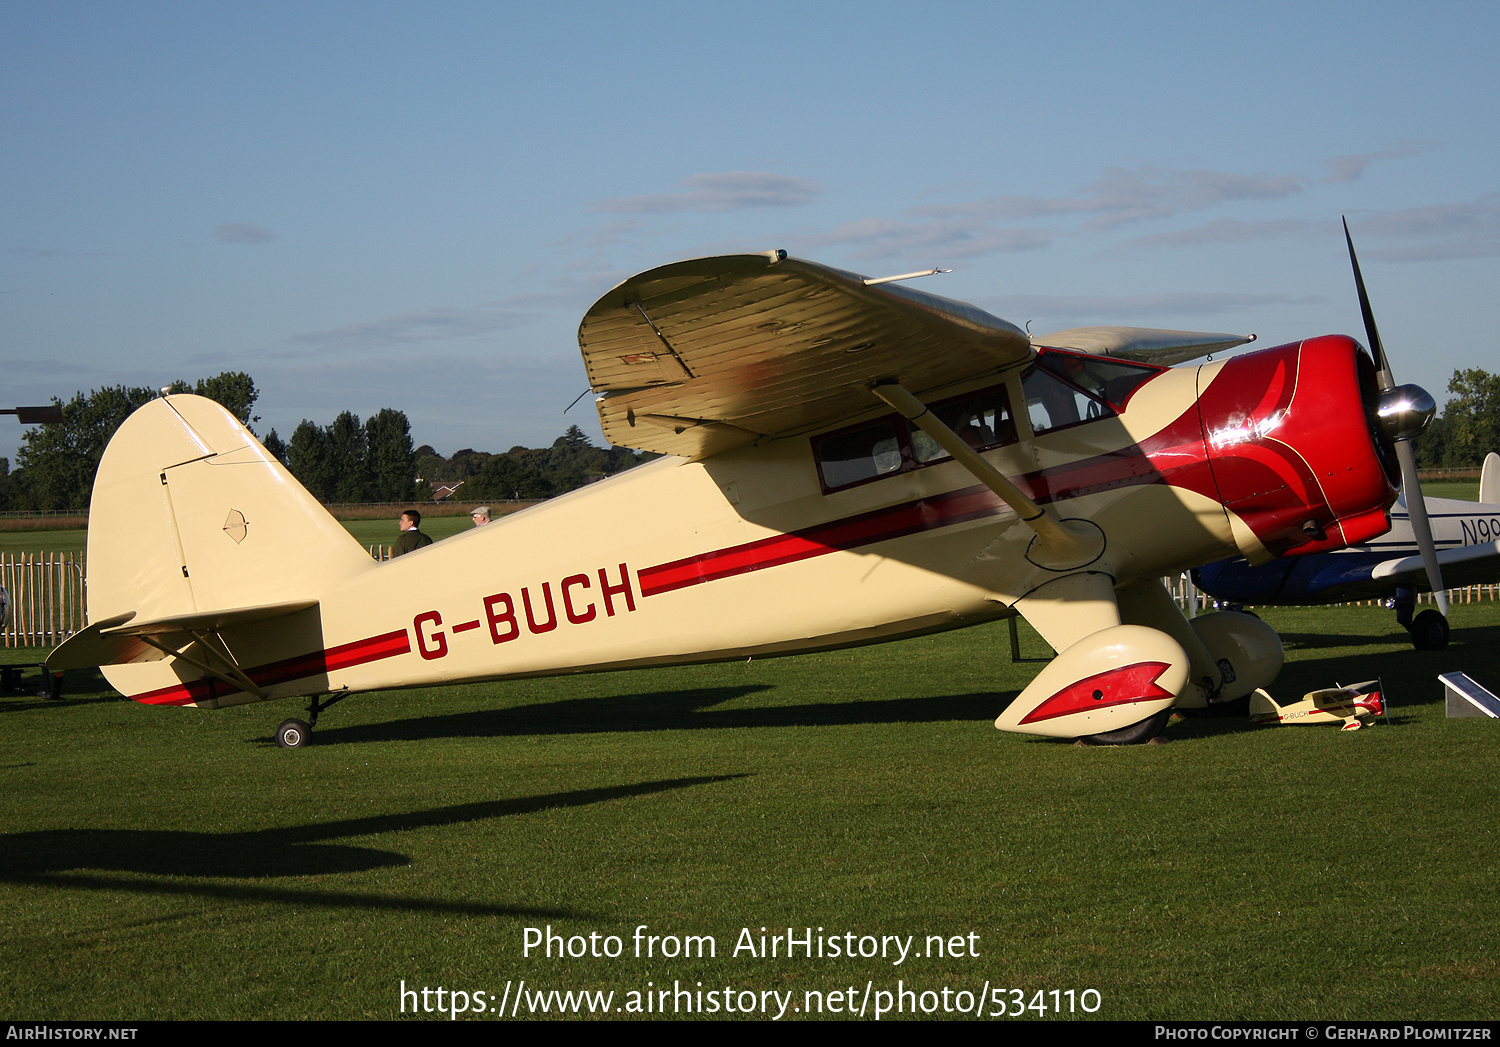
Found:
1371,541 -> 1500,591
1198,539 -> 1500,606
579,251 -> 1032,458
1031,327 -> 1255,366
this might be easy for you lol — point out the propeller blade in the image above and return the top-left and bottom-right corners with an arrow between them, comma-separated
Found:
1345,218 -> 1448,617
1396,440 -> 1449,616
1343,216 -> 1392,387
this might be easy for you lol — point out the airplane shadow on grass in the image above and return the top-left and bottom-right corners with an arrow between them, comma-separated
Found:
313,626 -> 1483,748
312,685 -> 1007,746
0,775 -> 742,915
312,634 -> 1472,748
1274,620 -> 1495,652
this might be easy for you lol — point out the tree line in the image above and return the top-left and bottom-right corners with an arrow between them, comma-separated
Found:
410,425 -> 650,502
2,373 -> 649,511
275,409 -> 419,504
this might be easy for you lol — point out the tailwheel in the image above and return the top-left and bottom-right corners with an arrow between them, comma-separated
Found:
1077,708 -> 1172,746
276,718 -> 313,749
1407,609 -> 1449,651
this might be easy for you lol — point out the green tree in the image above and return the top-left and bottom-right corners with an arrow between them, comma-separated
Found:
287,420 -> 334,501
261,428 -> 288,467
365,408 -> 416,502
14,384 -> 158,510
11,372 -> 264,511
1441,368 -> 1500,466
193,372 -> 260,430
474,454 -> 555,500
325,411 -> 369,503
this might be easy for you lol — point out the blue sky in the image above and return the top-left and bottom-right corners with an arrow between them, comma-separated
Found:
3,1 -> 1496,464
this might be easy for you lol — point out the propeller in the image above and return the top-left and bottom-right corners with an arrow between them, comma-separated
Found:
1343,216 -> 1448,617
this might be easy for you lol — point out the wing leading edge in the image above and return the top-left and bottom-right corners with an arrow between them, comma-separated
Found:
579,252 -> 1033,458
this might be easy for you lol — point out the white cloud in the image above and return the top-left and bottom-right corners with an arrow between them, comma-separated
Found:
1110,218 -> 1318,252
797,217 -> 1051,262
910,167 -> 1306,230
592,171 -> 824,213
1351,194 -> 1500,261
287,302 -> 540,351
0,357 -> 90,375
1321,143 -> 1435,184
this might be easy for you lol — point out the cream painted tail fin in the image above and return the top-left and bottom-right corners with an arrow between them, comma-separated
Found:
51,393 -> 378,679
1481,452 -> 1500,506
85,394 -> 376,627
49,395 -> 379,704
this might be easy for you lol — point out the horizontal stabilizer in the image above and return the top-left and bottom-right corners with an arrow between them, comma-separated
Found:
47,614 -> 161,671
1031,327 -> 1255,366
47,600 -> 319,671
101,599 -> 319,637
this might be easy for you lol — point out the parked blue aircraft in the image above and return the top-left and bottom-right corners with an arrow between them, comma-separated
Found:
1195,453 -> 1500,650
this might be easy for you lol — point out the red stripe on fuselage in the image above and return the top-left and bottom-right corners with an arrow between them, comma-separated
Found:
640,400 -> 1215,597
130,628 -> 412,706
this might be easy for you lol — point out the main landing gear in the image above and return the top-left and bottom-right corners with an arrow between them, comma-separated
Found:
274,693 -> 349,749
276,719 -> 311,748
1393,586 -> 1450,651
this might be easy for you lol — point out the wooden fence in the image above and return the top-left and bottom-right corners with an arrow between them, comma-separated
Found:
1,553 -> 87,647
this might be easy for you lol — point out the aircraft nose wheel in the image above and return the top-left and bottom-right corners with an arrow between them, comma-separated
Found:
1407,609 -> 1450,651
276,718 -> 313,749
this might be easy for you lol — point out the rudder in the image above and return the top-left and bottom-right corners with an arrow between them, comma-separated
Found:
87,394 -> 376,628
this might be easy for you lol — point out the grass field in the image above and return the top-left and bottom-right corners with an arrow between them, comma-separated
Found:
2,603 -> 1497,1021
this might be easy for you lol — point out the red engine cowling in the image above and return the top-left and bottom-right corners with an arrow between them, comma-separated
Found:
1196,335 -> 1398,561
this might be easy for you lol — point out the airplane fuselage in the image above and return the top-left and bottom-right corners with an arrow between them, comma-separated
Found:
102,335 -> 1396,710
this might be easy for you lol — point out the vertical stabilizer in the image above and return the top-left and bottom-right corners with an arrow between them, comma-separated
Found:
87,395 -> 376,627
1481,452 -> 1500,506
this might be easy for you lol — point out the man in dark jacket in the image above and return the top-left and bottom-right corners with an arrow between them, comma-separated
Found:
392,510 -> 433,557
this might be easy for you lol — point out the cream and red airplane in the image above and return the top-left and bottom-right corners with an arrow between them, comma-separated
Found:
48,244 -> 1431,747
1248,679 -> 1388,731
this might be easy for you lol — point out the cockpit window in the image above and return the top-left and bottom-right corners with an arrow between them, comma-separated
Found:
1024,350 -> 1160,434
1037,351 -> 1159,409
816,419 -> 904,488
813,384 -> 1016,491
911,387 -> 1016,463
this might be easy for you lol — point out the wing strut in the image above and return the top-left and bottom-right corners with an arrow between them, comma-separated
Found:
870,380 -> 1103,569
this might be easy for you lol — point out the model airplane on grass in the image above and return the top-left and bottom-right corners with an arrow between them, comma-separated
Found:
1195,453 -> 1500,650
49,236 -> 1429,747
1248,679 -> 1387,730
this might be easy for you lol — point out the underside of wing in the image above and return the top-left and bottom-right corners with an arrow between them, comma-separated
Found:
46,599 -> 318,671
1371,541 -> 1500,591
1032,326 -> 1255,366
579,251 -> 1032,458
